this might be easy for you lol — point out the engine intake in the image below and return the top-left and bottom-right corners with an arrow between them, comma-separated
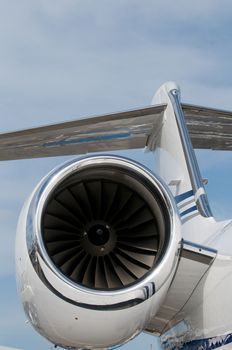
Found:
16,155 -> 181,350
41,162 -> 169,290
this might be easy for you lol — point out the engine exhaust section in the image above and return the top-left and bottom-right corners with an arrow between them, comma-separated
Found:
16,156 -> 181,349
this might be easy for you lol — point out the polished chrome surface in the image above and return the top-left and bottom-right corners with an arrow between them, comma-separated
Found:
26,155 -> 181,309
41,164 -> 166,290
169,89 -> 212,218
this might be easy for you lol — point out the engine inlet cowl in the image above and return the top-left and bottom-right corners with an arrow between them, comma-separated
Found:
40,156 -> 171,291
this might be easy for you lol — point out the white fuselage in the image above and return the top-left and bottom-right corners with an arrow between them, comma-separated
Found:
161,218 -> 232,350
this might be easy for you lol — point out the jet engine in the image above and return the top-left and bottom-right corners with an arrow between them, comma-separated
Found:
16,155 -> 181,349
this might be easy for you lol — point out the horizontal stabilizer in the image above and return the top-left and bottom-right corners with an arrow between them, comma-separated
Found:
0,105 -> 165,161
183,104 -> 232,150
0,97 -> 232,162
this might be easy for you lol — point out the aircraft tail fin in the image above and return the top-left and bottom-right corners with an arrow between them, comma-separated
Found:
151,82 -> 212,218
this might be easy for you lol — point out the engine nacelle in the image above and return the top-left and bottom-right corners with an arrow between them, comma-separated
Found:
16,155 -> 181,349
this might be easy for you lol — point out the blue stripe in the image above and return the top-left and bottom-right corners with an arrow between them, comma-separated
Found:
183,240 -> 217,254
44,132 -> 132,148
180,205 -> 198,217
181,333 -> 232,350
175,190 -> 194,204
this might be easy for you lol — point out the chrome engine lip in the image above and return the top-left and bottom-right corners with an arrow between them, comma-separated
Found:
26,155 -> 181,308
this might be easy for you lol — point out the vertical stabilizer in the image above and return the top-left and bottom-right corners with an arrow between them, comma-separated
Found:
150,82 -> 212,219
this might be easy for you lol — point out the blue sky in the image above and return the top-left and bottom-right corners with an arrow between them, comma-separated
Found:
0,1 -> 232,349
